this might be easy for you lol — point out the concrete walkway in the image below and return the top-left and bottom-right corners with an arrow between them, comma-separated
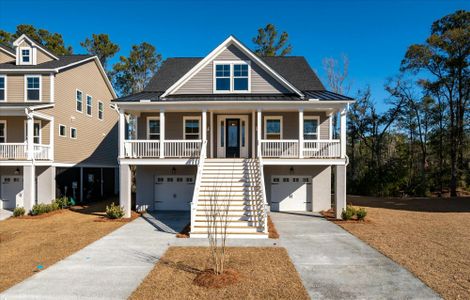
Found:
271,212 -> 441,300
0,209 -> 13,221
0,212 -> 187,300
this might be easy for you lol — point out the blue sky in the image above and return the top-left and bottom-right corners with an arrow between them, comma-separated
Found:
1,0 -> 468,109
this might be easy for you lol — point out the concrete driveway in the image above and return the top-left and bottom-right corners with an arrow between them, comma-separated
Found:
271,212 -> 441,300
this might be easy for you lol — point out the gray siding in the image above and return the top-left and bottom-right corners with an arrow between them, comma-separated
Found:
176,44 -> 289,94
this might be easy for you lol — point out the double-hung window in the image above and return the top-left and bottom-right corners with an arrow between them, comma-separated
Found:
0,121 -> 6,143
183,117 -> 200,140
98,101 -> 104,120
147,117 -> 160,140
304,116 -> 319,140
264,117 -> 282,140
26,76 -> 40,101
214,62 -> 250,92
76,90 -> 83,112
86,95 -> 92,116
0,76 -> 5,101
21,49 -> 31,64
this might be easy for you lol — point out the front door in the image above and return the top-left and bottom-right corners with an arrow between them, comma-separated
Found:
226,119 -> 240,158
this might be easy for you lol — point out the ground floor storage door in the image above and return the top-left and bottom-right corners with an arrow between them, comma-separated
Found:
1,176 -> 23,209
270,176 -> 312,211
154,175 -> 195,211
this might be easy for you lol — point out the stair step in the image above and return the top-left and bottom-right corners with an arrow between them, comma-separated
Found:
190,232 -> 268,239
197,206 -> 260,211
194,220 -> 262,227
195,215 -> 260,221
193,226 -> 262,233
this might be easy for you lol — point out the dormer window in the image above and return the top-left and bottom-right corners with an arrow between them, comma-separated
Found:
213,61 -> 250,93
21,48 -> 31,64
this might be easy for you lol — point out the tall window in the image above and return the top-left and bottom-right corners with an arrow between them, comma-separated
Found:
98,101 -> 104,120
21,49 -> 31,63
86,95 -> 92,116
26,76 -> 40,101
24,121 -> 41,144
304,117 -> 319,140
0,121 -> 6,143
184,117 -> 200,140
147,118 -> 160,140
76,90 -> 83,112
70,127 -> 77,139
214,62 -> 250,92
215,64 -> 230,91
264,117 -> 282,139
0,76 -> 5,101
59,124 -> 66,137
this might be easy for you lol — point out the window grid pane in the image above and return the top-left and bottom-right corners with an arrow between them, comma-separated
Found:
76,91 -> 83,111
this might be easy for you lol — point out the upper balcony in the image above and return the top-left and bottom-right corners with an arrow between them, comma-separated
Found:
0,143 -> 52,160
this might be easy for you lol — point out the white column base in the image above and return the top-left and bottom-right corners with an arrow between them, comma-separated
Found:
334,165 -> 347,219
23,165 -> 36,212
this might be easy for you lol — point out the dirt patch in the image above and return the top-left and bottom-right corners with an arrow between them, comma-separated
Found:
334,196 -> 470,300
267,216 -> 279,239
193,268 -> 240,288
0,199 -> 130,292
130,247 -> 309,300
176,223 -> 190,238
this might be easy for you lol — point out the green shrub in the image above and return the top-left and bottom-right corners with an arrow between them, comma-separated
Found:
31,202 -> 60,216
341,205 -> 356,220
53,197 -> 70,209
106,203 -> 124,219
356,208 -> 367,220
13,207 -> 25,217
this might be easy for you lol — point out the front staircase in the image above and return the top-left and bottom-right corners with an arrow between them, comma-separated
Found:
190,158 -> 268,238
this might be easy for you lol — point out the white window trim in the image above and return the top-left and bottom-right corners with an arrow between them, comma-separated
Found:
23,120 -> 41,144
0,120 -> 7,142
24,75 -> 41,102
264,116 -> 283,139
146,116 -> 160,140
0,75 -> 7,101
98,101 -> 104,120
58,124 -> 67,137
86,94 -> 93,117
183,116 -> 201,140
213,60 -> 251,94
75,89 -> 83,113
19,47 -> 33,65
304,116 -> 320,140
70,127 -> 77,139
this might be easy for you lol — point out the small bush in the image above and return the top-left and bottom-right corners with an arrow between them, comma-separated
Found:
356,208 -> 367,220
106,203 -> 125,219
31,202 -> 60,216
341,205 -> 356,220
13,207 -> 25,217
53,197 -> 70,209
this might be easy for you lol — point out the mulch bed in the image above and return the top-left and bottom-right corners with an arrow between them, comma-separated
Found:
129,247 -> 309,300
14,209 -> 66,219
320,209 -> 371,223
94,211 -> 141,222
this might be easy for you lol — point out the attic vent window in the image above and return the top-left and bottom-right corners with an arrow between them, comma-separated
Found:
214,61 -> 250,93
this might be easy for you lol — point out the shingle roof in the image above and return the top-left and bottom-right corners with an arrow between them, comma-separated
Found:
0,102 -> 54,107
0,55 -> 94,70
0,43 -> 15,56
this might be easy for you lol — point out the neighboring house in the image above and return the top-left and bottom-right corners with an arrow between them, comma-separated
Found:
0,34 -> 118,211
113,36 -> 353,238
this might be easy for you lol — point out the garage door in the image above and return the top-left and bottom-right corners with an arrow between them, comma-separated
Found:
154,175 -> 195,211
1,176 -> 23,209
270,176 -> 312,211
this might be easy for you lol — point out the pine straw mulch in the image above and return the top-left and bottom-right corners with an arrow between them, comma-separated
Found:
0,199 -> 132,292
332,195 -> 470,300
13,209 -> 66,219
129,247 -> 309,300
320,208 -> 371,223
176,216 -> 280,239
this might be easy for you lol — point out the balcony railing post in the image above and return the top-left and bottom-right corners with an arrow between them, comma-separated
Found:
119,110 -> 125,158
160,110 -> 165,158
26,114 -> 34,160
298,109 -> 304,158
340,108 -> 347,158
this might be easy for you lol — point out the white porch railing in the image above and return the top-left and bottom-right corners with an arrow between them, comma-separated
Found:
164,140 -> 201,158
260,139 -> 341,158
123,140 -> 202,158
0,143 -> 52,160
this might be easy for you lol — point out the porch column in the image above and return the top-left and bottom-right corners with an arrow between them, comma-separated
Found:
49,117 -> 54,160
23,164 -> 36,212
118,110 -> 125,158
334,165 -> 347,219
340,108 -> 347,158
119,164 -> 132,218
257,110 -> 262,157
209,111 -> 213,158
329,113 -> 333,140
251,111 -> 255,158
26,114 -> 34,160
159,110 -> 165,158
79,167 -> 83,202
298,109 -> 304,158
202,110 -> 207,158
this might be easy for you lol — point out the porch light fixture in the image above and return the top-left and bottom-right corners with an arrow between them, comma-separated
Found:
171,167 -> 176,175
289,166 -> 294,175
14,168 -> 20,175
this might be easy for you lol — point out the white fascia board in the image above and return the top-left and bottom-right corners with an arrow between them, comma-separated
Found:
13,34 -> 59,60
161,36 -> 304,98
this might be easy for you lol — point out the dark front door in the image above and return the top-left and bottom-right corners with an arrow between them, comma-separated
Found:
226,119 -> 240,158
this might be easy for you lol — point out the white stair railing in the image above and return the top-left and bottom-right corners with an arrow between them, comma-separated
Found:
257,141 -> 269,234
190,140 -> 207,233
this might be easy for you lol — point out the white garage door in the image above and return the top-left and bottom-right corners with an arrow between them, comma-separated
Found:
1,176 -> 24,209
154,175 -> 195,211
270,176 -> 312,211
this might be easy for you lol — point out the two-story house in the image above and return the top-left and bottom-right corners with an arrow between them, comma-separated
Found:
113,36 -> 353,238
0,34 -> 118,212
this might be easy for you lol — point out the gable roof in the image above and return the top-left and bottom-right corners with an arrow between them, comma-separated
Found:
0,54 -> 93,70
0,43 -> 15,57
13,34 -> 59,60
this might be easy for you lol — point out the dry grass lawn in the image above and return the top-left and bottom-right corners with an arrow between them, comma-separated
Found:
337,196 -> 470,300
0,200 -> 135,292
130,247 -> 309,300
